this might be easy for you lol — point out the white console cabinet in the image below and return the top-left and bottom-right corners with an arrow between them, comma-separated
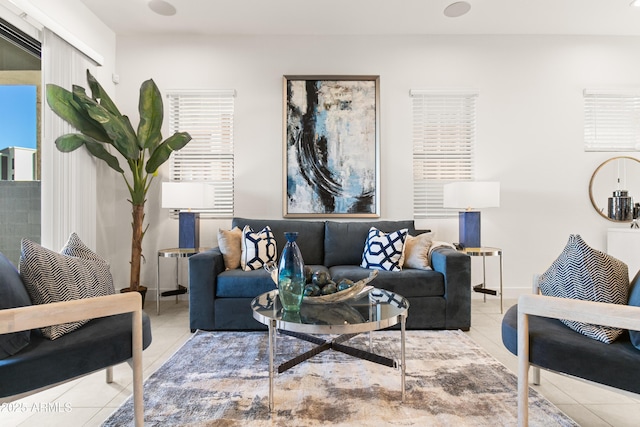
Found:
607,228 -> 640,279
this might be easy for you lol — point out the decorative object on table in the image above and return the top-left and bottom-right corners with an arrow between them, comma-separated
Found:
538,234 -> 629,343
443,181 -> 500,248
103,330 -> 578,427
283,75 -> 380,218
276,232 -> 305,311
45,70 -> 192,298
589,156 -> 640,223
608,189 -> 633,221
161,182 -> 215,248
302,270 -> 377,304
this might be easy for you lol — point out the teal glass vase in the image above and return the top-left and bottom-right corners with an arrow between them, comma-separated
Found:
278,232 -> 305,312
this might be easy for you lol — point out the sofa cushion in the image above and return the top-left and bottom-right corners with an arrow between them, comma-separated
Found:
329,265 -> 445,298
403,232 -> 434,270
324,220 -> 417,267
0,252 -> 32,359
233,218 -> 326,265
361,227 -> 408,271
218,226 -> 242,270
240,226 -> 277,271
60,232 -> 115,296
538,234 -> 629,344
216,269 -> 277,298
18,238 -> 115,340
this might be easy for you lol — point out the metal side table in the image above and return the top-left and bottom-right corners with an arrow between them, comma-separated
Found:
462,246 -> 503,313
157,247 -> 209,315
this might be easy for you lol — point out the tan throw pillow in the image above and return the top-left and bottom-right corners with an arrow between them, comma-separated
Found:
218,227 -> 242,270
403,232 -> 434,270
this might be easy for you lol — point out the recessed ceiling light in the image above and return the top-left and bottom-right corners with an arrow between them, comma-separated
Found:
632,0 -> 640,7
444,1 -> 471,18
148,0 -> 177,16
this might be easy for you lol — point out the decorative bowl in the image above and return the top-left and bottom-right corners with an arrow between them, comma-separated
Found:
302,270 -> 378,305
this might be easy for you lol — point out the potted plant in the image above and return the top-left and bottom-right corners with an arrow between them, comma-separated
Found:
45,70 -> 192,303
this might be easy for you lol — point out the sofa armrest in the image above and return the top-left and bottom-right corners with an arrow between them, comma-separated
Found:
516,294 -> 640,426
0,292 -> 144,427
430,247 -> 471,329
189,247 -> 226,331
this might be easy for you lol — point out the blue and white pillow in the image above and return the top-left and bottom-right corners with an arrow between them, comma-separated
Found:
361,227 -> 409,272
538,234 -> 629,344
241,225 -> 277,271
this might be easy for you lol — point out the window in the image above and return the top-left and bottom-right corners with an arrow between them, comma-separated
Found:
411,90 -> 478,218
584,89 -> 640,152
166,90 -> 236,218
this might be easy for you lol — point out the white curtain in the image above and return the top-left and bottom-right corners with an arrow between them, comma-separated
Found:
41,29 -> 97,251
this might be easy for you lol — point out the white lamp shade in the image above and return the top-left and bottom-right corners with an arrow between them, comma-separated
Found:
161,182 -> 215,209
443,182 -> 500,209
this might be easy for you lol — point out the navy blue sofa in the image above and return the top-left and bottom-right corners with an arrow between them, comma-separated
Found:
189,218 -> 471,331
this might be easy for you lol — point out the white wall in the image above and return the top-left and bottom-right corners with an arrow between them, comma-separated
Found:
109,34 -> 640,296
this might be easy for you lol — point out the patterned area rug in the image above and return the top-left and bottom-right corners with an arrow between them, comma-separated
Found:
103,330 -> 577,426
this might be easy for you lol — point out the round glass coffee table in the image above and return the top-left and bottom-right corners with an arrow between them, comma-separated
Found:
251,287 -> 409,411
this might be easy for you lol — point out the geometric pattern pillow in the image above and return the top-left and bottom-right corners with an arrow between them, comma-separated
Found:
361,227 -> 409,272
218,226 -> 243,270
538,234 -> 629,344
60,232 -> 115,296
18,238 -> 115,340
240,225 -> 277,271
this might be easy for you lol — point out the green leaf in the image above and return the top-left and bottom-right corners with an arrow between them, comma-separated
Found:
86,69 -> 122,117
55,134 -> 124,173
145,132 -> 192,174
54,134 -> 85,152
72,88 -> 140,160
46,84 -> 111,142
137,79 -> 163,150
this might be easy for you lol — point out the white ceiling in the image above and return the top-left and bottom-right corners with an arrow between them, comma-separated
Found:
80,0 -> 640,37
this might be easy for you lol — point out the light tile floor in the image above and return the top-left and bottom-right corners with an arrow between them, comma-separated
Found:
2,295 -> 639,426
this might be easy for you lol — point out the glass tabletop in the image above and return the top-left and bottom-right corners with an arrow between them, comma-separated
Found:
251,288 -> 409,335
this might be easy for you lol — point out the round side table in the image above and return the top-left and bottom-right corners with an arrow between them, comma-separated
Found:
462,246 -> 503,313
157,247 -> 209,315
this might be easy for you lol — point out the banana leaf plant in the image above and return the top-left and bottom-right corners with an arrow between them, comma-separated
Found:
46,70 -> 192,293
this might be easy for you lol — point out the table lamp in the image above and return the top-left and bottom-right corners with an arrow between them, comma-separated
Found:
443,181 -> 500,248
161,182 -> 215,248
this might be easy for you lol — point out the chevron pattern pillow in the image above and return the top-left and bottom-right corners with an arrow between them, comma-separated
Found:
19,238 -> 115,340
538,234 -> 629,344
240,225 -> 277,271
361,227 -> 409,272
61,232 -> 115,296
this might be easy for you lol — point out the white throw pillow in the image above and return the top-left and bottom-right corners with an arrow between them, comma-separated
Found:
240,225 -> 277,271
361,227 -> 408,272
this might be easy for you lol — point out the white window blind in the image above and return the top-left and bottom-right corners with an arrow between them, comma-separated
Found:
166,90 -> 235,218
411,90 -> 478,219
584,89 -> 640,152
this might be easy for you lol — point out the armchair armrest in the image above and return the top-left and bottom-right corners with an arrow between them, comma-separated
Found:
516,294 -> 640,426
0,292 -> 144,427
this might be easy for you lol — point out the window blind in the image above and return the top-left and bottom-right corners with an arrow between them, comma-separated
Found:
584,89 -> 640,152
166,90 -> 235,218
410,90 -> 478,219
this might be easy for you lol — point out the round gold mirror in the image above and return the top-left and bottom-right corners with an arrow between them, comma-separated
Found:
589,156 -> 640,222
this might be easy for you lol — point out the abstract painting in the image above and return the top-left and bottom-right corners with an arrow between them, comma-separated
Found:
283,75 -> 379,217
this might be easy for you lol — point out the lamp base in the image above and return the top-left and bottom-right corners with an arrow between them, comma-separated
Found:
179,212 -> 200,249
459,211 -> 481,249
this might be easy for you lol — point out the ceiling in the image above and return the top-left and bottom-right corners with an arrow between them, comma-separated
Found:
80,0 -> 640,37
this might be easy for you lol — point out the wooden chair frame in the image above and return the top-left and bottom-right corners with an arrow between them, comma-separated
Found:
517,293 -> 640,427
0,292 -> 144,426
